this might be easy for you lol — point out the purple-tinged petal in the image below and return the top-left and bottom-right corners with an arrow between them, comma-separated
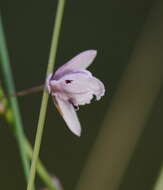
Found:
52,71 -> 105,106
54,50 -> 97,80
54,96 -> 81,136
45,50 -> 105,136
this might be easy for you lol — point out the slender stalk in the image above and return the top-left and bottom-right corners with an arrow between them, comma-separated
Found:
5,84 -> 44,98
0,12 -> 58,190
0,85 -> 58,190
0,13 -> 30,181
27,1 -> 65,190
24,139 -> 58,190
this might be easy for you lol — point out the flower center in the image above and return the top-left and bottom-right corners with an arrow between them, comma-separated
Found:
65,80 -> 73,84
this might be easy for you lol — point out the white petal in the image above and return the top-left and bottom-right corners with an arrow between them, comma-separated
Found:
56,71 -> 105,105
54,96 -> 81,136
54,50 -> 97,79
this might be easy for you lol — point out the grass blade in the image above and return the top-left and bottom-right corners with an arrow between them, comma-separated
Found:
27,0 -> 65,189
0,13 -> 30,181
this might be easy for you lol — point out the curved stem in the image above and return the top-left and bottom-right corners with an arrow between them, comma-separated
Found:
0,86 -> 58,190
0,13 -> 30,181
24,139 -> 58,190
27,1 -> 66,190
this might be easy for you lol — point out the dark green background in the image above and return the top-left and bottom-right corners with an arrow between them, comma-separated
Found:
1,0 -> 163,189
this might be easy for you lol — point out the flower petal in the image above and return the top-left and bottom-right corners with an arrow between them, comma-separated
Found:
54,71 -> 105,106
54,96 -> 81,136
54,50 -> 97,79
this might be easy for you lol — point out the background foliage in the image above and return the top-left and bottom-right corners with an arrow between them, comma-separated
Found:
1,0 -> 163,190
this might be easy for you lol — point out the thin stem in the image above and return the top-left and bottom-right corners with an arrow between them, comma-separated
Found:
24,139 -> 58,190
0,13 -> 58,190
0,13 -> 30,181
5,84 -> 44,98
27,1 -> 65,190
0,85 -> 58,190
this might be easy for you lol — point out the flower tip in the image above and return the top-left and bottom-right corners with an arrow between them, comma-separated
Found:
72,128 -> 81,137
88,49 -> 97,57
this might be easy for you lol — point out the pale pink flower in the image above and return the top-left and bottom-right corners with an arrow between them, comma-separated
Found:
46,50 -> 105,136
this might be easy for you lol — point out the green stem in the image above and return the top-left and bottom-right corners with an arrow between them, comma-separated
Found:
0,86 -> 58,190
0,12 -> 59,190
1,100 -> 58,190
27,1 -> 65,190
0,13 -> 30,181
24,139 -> 58,190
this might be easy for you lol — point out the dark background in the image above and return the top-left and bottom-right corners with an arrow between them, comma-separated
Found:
0,0 -> 163,190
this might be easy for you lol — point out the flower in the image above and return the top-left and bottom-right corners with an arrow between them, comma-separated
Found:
46,50 -> 105,136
